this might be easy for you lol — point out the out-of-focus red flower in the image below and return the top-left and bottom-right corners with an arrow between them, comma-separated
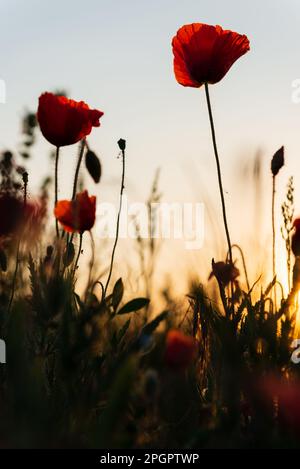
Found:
0,193 -> 23,237
23,198 -> 47,241
172,23 -> 249,88
37,92 -> 104,147
258,375 -> 300,435
209,260 -> 239,286
165,329 -> 197,370
54,190 -> 96,234
0,192 -> 48,243
292,219 -> 300,257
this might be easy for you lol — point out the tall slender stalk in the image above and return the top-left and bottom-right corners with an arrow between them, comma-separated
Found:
68,139 -> 86,246
272,175 -> 277,308
54,146 -> 60,237
104,147 -> 126,296
230,244 -> 250,292
272,175 -> 276,280
204,83 -> 232,265
73,233 -> 83,277
72,139 -> 86,200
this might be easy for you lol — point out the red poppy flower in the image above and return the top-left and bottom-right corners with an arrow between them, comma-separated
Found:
37,92 -> 104,147
209,260 -> 240,286
165,329 -> 197,370
172,23 -> 250,87
54,190 -> 96,233
257,375 -> 300,435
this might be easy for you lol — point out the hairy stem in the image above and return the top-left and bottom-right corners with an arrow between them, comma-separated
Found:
272,175 -> 277,308
104,149 -> 126,296
72,139 -> 86,200
204,83 -> 232,265
73,234 -> 83,277
54,146 -> 60,237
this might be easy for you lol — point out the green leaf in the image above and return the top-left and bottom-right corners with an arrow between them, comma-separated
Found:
117,318 -> 131,343
112,278 -> 124,310
142,310 -> 168,336
263,276 -> 276,298
117,297 -> 150,315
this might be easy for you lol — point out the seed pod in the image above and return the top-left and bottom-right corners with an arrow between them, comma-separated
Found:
117,138 -> 126,151
271,146 -> 284,176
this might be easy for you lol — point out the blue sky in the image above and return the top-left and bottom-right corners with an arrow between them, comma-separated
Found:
0,0 -> 299,291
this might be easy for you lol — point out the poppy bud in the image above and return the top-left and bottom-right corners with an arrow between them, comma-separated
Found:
85,150 -> 101,184
117,138 -> 126,151
271,146 -> 284,176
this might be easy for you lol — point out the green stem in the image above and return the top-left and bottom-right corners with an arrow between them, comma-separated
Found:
272,175 -> 276,279
54,146 -> 60,237
72,139 -> 86,200
104,149 -> 126,296
230,244 -> 250,292
272,175 -> 277,308
204,83 -> 232,265
73,234 -> 83,277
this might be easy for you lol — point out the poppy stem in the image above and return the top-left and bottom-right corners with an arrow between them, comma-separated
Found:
72,139 -> 86,200
104,148 -> 126,296
54,146 -> 60,237
204,83 -> 232,266
73,233 -> 83,277
272,174 -> 277,307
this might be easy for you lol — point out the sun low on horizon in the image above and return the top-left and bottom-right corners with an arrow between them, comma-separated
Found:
0,0 -> 300,452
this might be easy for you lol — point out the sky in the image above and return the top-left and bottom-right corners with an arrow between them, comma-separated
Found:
0,0 -> 300,297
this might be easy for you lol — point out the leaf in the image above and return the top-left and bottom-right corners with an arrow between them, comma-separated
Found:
117,318 -> 131,343
112,278 -> 124,310
85,150 -> 101,183
95,357 -> 136,447
263,276 -> 276,298
117,297 -> 150,315
142,310 -> 168,336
